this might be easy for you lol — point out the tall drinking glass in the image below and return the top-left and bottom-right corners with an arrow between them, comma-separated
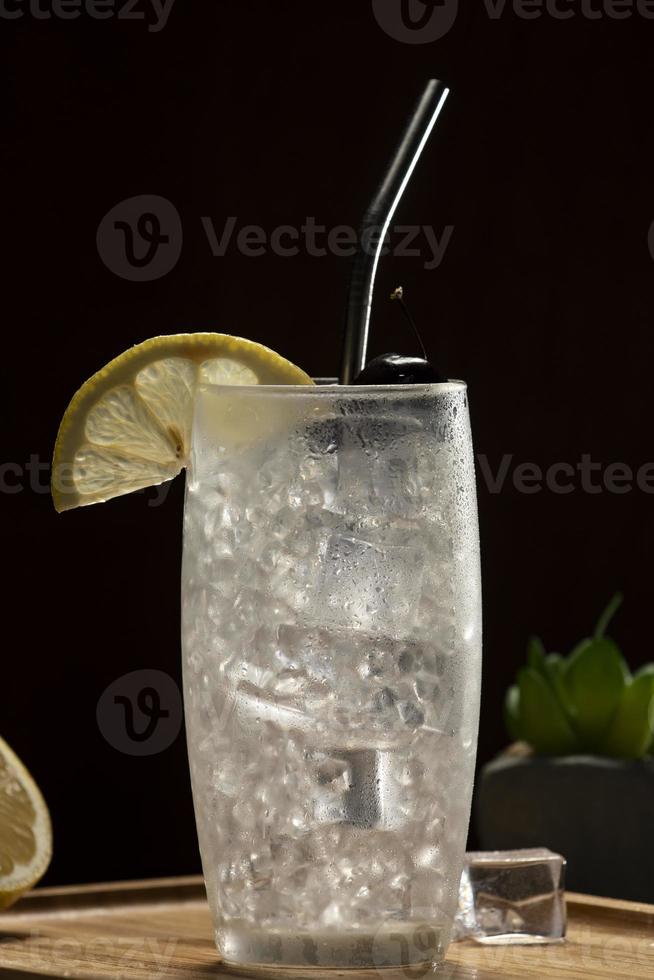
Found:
182,382 -> 481,972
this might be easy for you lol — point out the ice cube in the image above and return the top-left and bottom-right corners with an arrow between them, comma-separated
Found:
318,532 -> 424,634
233,680 -> 314,733
302,413 -> 425,518
453,848 -> 566,944
303,414 -> 423,455
313,748 -> 409,830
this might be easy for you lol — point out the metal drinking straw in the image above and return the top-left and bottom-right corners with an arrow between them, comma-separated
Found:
339,79 -> 450,384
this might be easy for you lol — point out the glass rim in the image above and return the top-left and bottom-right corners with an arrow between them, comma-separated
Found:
198,379 -> 467,396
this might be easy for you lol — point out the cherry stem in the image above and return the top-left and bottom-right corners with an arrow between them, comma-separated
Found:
390,287 -> 428,361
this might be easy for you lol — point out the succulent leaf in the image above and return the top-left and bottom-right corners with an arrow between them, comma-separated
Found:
594,592 -> 623,640
517,666 -> 579,755
601,671 -> 654,759
562,638 -> 629,749
543,653 -> 576,719
527,636 -> 547,672
504,685 -> 522,742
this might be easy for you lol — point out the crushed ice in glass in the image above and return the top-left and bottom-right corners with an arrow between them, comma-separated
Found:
182,385 -> 482,966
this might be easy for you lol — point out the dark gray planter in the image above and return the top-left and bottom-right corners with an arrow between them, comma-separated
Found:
475,752 -> 654,903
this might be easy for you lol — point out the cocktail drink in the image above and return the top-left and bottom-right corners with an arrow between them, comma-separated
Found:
51,76 -> 475,975
182,381 -> 481,970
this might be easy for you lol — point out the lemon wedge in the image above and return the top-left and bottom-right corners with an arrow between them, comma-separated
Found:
0,736 -> 52,911
52,333 -> 313,511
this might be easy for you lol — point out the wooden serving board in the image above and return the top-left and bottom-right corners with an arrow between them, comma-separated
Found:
0,875 -> 653,979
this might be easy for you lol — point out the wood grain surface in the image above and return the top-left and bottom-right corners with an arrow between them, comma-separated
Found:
0,876 -> 652,979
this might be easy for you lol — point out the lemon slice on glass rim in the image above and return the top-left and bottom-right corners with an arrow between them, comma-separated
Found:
51,333 -> 314,512
0,735 -> 52,911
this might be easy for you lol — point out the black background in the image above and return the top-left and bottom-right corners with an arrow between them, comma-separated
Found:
3,0 -> 654,886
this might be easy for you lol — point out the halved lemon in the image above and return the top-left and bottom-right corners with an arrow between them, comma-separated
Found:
52,333 -> 313,512
0,736 -> 52,911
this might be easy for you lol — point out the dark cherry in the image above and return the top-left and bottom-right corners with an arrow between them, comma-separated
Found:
354,353 -> 446,385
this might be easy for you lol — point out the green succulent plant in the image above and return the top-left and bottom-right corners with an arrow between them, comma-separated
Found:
504,594 -> 654,759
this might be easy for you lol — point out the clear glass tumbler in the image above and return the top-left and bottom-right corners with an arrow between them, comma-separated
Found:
182,382 -> 481,972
